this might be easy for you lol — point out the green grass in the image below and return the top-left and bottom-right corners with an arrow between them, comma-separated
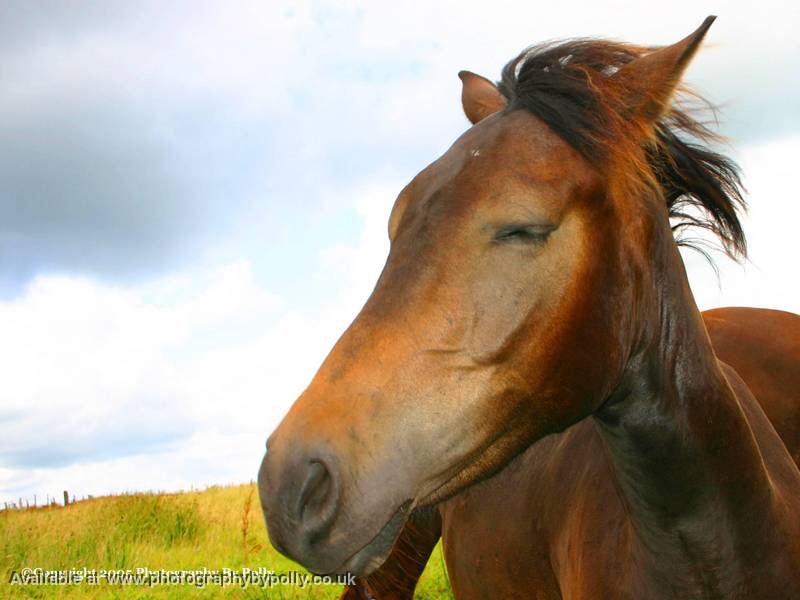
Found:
0,484 -> 453,599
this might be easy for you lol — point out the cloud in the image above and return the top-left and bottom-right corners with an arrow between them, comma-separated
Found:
1,1 -> 799,503
0,431 -> 270,503
0,2 -> 311,294
0,176 -> 395,501
0,263 -> 279,469
4,1 -> 795,296
684,134 -> 800,314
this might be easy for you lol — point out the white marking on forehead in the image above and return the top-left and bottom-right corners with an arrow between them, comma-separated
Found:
471,148 -> 481,157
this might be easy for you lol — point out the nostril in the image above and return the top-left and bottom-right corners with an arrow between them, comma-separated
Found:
298,462 -> 329,516
296,460 -> 340,542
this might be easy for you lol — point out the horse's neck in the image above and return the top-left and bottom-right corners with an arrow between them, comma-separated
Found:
593,251 -> 783,595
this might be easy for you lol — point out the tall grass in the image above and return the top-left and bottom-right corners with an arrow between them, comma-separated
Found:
0,484 -> 453,599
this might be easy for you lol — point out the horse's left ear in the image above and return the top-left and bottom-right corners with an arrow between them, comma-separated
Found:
616,15 -> 716,122
459,70 -> 507,124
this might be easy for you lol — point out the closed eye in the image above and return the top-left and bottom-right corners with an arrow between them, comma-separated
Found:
493,223 -> 555,244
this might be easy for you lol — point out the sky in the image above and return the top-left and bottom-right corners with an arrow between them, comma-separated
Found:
1,1 -> 798,506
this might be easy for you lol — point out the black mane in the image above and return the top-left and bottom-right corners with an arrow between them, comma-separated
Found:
496,39 -> 746,260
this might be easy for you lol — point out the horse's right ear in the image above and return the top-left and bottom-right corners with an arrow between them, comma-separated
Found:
615,16 -> 716,123
459,71 -> 507,124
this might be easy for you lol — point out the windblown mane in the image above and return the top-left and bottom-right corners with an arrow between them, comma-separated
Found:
496,39 -> 746,260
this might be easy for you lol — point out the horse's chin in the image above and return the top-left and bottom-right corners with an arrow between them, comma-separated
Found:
417,421 -> 536,509
323,501 -> 410,577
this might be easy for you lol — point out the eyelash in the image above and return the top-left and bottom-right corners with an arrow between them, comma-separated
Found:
493,226 -> 553,244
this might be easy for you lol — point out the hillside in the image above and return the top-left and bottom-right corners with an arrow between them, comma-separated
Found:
0,483 -> 453,599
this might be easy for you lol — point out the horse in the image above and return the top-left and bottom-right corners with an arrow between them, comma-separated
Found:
259,17 -> 800,598
339,306 -> 800,599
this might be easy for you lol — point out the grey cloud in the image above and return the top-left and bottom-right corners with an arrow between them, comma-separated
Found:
1,429 -> 185,471
2,100 -> 185,288
0,393 -> 195,470
0,1 -> 155,51
689,49 -> 800,144
2,2 -> 798,299
0,2 -> 380,297
0,61 -> 274,296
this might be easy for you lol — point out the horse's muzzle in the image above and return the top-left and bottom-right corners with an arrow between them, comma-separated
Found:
258,441 -> 343,573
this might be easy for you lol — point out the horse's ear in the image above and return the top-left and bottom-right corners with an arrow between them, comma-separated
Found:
616,16 -> 716,122
458,70 -> 507,124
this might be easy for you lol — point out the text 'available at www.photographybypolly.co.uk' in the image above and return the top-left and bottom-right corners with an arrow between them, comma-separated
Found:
7,567 -> 356,589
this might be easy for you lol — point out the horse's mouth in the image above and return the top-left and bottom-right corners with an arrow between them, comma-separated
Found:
327,501 -> 411,577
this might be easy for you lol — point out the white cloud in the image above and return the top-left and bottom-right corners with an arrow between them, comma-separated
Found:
320,181 -> 398,308
0,180 -> 396,504
685,135 -> 800,314
0,261 -> 303,500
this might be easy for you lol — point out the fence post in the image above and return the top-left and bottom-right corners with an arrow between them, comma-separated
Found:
63,490 -> 69,506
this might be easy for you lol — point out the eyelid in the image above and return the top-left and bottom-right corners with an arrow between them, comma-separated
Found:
493,222 -> 556,243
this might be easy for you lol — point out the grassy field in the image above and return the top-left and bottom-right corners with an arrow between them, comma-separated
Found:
0,483 -> 453,599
